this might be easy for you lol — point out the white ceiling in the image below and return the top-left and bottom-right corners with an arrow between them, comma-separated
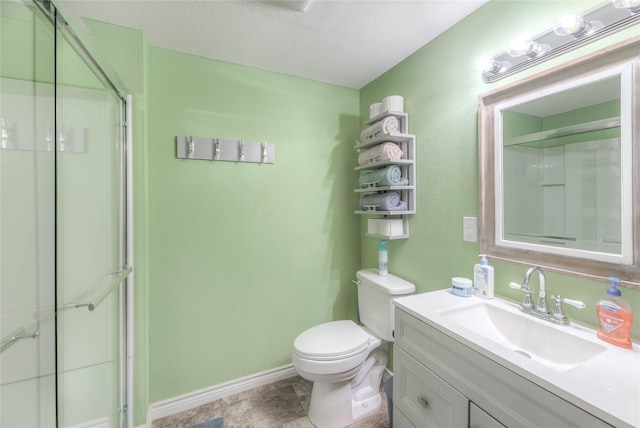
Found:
59,0 -> 488,89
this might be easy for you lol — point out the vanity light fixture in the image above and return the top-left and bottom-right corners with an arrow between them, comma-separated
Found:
612,0 -> 640,13
480,0 -> 640,82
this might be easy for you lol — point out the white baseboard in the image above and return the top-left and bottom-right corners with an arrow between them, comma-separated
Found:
147,364 -> 298,424
68,417 -> 109,428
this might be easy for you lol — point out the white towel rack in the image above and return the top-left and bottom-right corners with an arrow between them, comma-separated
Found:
176,135 -> 275,164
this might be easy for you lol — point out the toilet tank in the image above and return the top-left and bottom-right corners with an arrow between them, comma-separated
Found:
356,269 -> 416,342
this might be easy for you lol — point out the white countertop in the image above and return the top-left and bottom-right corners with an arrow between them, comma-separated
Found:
393,290 -> 640,428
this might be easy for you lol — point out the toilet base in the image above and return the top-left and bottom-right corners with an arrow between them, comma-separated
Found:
352,387 -> 382,423
308,381 -> 382,428
307,348 -> 387,428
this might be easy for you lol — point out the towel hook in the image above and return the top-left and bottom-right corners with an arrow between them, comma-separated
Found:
187,135 -> 194,159
239,140 -> 245,162
214,138 -> 220,160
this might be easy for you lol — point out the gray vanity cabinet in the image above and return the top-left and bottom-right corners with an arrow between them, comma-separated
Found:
392,308 -> 612,428
470,403 -> 505,428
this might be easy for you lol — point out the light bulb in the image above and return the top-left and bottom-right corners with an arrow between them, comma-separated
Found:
612,0 -> 640,13
507,38 -> 549,58
553,12 -> 603,38
477,58 -> 511,78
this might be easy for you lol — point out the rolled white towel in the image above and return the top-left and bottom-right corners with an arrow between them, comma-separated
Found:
360,116 -> 399,142
360,191 -> 407,211
357,142 -> 403,166
359,165 -> 408,188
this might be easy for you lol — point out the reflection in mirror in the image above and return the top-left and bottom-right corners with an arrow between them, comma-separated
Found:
479,37 -> 639,289
501,75 -> 626,260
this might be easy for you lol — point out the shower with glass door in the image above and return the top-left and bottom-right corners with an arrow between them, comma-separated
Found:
1,0 -> 131,426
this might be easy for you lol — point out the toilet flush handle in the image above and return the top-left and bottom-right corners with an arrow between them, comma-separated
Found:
352,279 -> 362,286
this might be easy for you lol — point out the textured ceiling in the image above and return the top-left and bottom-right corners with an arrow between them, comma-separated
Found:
59,0 -> 488,89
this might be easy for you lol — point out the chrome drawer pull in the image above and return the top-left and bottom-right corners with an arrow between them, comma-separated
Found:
418,396 -> 429,408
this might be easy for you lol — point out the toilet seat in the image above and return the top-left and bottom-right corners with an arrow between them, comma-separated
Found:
293,320 -> 371,361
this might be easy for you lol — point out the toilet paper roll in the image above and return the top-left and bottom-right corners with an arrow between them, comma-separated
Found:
367,219 -> 381,235
379,219 -> 404,237
369,103 -> 383,119
382,95 -> 404,113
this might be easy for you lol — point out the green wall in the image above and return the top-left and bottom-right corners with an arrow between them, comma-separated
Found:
78,0 -> 640,423
360,0 -> 640,341
146,48 -> 361,402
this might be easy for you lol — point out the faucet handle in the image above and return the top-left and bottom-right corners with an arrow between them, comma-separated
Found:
554,295 -> 586,309
509,282 -> 535,310
509,281 -> 525,290
550,294 -> 586,325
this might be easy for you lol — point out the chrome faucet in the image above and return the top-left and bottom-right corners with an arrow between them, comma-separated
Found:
509,266 -> 586,325
526,266 -> 548,314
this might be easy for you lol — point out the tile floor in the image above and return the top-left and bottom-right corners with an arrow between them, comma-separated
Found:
151,375 -> 390,428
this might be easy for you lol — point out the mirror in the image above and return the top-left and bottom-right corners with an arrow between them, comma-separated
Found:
479,37 -> 640,289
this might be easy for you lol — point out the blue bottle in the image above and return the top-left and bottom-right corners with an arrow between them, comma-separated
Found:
378,240 -> 388,276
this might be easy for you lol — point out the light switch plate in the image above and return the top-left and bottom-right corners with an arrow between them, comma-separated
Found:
463,216 -> 478,243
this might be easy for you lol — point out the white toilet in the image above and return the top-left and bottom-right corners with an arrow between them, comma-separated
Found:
292,269 -> 415,428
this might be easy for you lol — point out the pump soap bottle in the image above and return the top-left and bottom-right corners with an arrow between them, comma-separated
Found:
378,240 -> 388,277
596,277 -> 633,349
473,255 -> 494,299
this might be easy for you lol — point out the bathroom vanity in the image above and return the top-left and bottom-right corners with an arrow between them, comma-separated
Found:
392,290 -> 639,428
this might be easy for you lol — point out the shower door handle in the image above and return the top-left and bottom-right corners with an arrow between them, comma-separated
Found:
0,327 -> 40,353
60,265 -> 133,312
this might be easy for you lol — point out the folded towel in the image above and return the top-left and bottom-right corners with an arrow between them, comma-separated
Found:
360,191 -> 407,211
357,142 -> 403,165
360,116 -> 399,142
359,165 -> 409,188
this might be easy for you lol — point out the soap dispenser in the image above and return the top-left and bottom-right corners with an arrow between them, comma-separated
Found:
596,277 -> 633,349
473,254 -> 494,299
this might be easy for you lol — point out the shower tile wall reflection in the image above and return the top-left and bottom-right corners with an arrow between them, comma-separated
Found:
502,98 -> 622,255
1,0 -> 57,425
56,26 -> 125,427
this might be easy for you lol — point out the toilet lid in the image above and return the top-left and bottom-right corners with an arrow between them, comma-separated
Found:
294,320 -> 371,360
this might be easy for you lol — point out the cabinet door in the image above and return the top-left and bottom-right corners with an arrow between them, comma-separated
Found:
470,403 -> 506,428
394,347 -> 469,428
393,406 -> 417,428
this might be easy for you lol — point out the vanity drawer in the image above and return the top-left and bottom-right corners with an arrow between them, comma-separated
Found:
394,347 -> 469,428
393,405 -> 416,428
470,402 -> 506,428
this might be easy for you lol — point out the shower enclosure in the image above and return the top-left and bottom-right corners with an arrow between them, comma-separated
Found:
1,0 -> 131,426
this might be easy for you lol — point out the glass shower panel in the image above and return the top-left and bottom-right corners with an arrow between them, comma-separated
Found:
1,1 -> 56,427
55,17 -> 126,428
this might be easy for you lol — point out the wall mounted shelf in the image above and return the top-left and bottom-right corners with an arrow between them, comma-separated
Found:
354,110 -> 416,239
504,117 -> 620,147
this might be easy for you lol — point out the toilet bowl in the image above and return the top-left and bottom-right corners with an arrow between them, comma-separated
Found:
293,321 -> 387,427
292,270 -> 415,428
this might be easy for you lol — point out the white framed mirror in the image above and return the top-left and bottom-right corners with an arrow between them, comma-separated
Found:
479,36 -> 639,289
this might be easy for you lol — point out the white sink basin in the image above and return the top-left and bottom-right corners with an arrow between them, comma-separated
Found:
436,300 -> 607,371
